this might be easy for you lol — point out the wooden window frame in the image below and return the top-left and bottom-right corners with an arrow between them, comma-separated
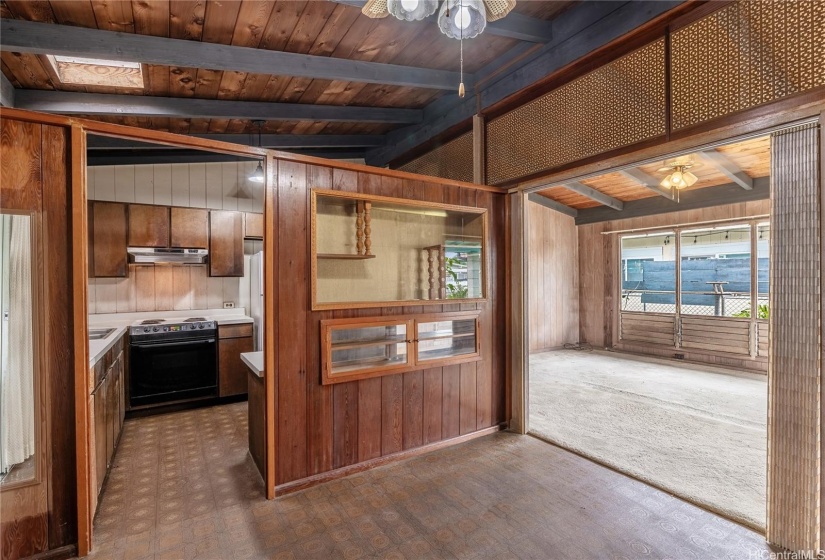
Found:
310,188 -> 490,311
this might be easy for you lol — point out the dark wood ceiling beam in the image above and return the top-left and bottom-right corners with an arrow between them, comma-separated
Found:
366,0 -> 683,167
87,134 -> 385,149
575,177 -> 770,225
527,193 -> 578,218
0,72 -> 14,107
0,18 -> 466,90
698,149 -> 754,190
14,90 -> 423,124
618,168 -> 675,200
87,148 -> 366,166
330,1 -> 553,43
561,181 -> 624,211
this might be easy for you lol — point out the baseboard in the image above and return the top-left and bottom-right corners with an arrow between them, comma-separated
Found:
25,544 -> 77,560
274,423 -> 506,496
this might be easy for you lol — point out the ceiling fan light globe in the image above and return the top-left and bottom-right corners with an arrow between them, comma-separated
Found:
684,171 -> 699,187
387,0 -> 437,21
660,177 -> 672,189
438,0 -> 486,39
671,170 -> 683,184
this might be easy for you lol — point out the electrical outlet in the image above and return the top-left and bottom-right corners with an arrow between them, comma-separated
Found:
223,302 -> 235,309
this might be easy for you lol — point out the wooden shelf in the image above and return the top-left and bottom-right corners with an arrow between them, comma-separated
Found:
418,347 -> 476,362
417,331 -> 476,341
317,253 -> 376,260
331,335 -> 408,351
331,355 -> 408,374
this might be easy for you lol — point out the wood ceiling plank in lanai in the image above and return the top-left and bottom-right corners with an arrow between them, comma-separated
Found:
49,0 -> 97,27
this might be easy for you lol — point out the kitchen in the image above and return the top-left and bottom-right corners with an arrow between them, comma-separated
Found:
83,139 -> 267,518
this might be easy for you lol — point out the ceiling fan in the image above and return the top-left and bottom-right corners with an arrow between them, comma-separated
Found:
361,0 -> 517,37
657,156 -> 702,190
360,0 -> 517,97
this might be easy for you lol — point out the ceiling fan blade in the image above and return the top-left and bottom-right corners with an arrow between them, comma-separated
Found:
484,0 -> 517,21
362,0 -> 390,18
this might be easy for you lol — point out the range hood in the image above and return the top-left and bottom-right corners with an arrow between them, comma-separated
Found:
128,247 -> 208,264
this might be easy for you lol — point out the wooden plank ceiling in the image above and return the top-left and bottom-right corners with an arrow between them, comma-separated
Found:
536,135 -> 771,209
0,0 -> 574,136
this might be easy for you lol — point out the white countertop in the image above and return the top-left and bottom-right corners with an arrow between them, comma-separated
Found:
88,325 -> 129,367
88,309 -> 254,366
241,351 -> 264,378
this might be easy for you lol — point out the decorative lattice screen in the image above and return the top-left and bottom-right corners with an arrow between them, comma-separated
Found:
485,39 -> 667,186
398,131 -> 474,183
671,0 -> 825,130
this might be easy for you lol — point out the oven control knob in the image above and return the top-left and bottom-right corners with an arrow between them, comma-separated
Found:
152,327 -> 159,332
198,324 -> 204,329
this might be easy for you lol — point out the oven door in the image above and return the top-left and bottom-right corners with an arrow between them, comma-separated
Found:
129,337 -> 218,407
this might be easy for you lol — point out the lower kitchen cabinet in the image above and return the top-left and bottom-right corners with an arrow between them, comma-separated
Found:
91,334 -> 126,510
218,323 -> 254,397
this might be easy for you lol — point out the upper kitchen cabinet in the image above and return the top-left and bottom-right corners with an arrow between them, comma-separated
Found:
210,210 -> 244,277
244,212 -> 264,240
89,201 -> 128,278
128,204 -> 170,248
171,207 -> 209,248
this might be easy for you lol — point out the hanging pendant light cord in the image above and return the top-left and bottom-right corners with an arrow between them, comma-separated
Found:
459,3 -> 465,97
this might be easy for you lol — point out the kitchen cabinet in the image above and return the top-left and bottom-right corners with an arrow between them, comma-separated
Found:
89,201 -> 128,278
171,207 -> 209,248
210,210 -> 244,277
244,212 -> 264,239
128,204 -> 170,247
320,311 -> 481,385
90,333 -> 126,505
218,323 -> 253,397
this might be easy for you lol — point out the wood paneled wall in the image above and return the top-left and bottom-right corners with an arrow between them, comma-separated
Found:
0,118 -> 76,557
577,199 -> 771,348
272,160 -> 507,487
527,201 -> 579,351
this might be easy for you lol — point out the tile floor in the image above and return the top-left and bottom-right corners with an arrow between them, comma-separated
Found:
84,402 -> 775,560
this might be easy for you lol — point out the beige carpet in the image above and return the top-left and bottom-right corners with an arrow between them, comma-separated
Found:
529,349 -> 766,530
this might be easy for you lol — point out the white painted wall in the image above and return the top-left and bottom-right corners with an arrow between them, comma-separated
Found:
87,160 -> 264,212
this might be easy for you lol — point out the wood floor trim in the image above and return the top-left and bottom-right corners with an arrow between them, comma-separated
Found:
274,424 -> 506,495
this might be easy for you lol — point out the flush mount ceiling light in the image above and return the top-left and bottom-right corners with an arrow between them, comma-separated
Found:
658,157 -> 701,190
46,55 -> 143,88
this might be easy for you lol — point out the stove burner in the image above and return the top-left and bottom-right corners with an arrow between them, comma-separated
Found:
140,319 -> 165,325
183,317 -> 207,322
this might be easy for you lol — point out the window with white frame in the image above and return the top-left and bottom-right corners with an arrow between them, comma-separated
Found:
620,221 -> 770,318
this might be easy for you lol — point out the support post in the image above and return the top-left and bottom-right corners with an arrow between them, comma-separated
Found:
473,114 -> 486,185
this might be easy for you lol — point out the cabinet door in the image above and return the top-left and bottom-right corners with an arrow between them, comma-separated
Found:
128,204 -> 170,247
90,201 -> 128,277
171,207 -> 209,248
105,366 -> 115,467
219,336 -> 254,397
93,379 -> 107,494
244,212 -> 263,239
209,210 -> 244,277
117,354 -> 125,435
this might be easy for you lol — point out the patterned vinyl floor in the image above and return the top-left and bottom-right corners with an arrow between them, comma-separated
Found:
83,402 -> 776,560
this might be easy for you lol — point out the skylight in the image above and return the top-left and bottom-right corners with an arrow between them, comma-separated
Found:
46,55 -> 144,88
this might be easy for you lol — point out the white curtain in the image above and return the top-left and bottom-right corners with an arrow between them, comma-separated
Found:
0,214 -> 35,474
